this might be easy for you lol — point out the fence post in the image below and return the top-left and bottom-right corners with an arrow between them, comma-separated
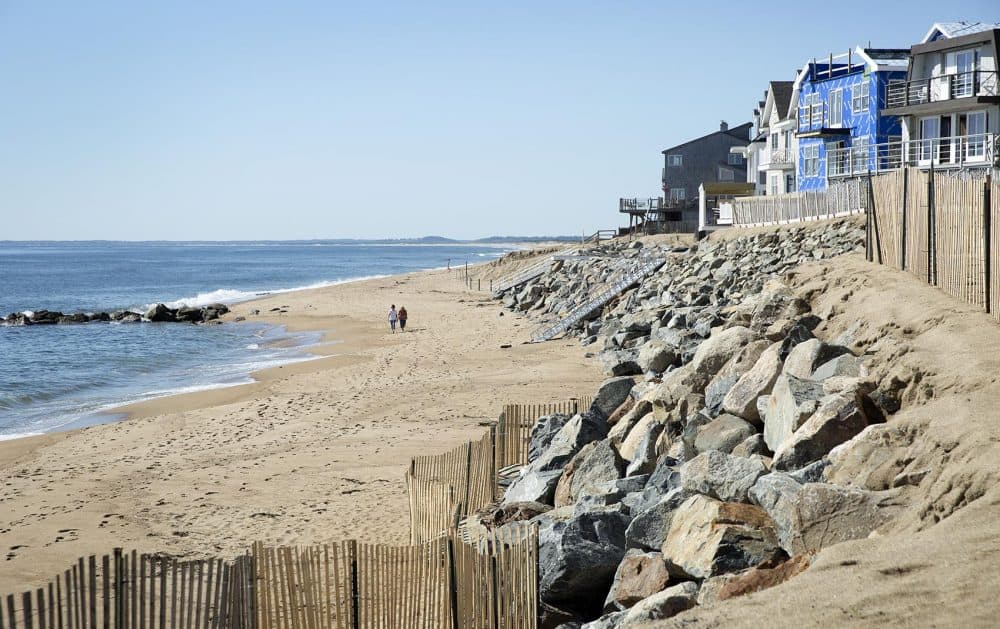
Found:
901,168 -> 909,271
446,538 -> 459,629
868,171 -> 883,264
928,163 -> 936,285
985,174 -> 992,313
865,188 -> 872,262
349,541 -> 359,629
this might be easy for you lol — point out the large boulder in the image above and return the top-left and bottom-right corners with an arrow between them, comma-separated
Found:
625,421 -> 664,477
721,344 -> 783,424
763,375 -> 825,452
616,581 -> 699,626
528,413 -> 572,463
750,474 -> 885,555
811,353 -> 863,380
600,351 -> 642,377
692,414 -> 758,455
604,550 -> 670,611
539,506 -> 632,618
783,338 -> 851,379
144,303 -> 176,322
661,495 -> 784,580
680,450 -> 767,503
772,391 -> 874,471
591,377 -> 637,418
532,411 -> 609,473
637,341 -> 677,373
687,326 -> 753,384
617,413 -> 658,462
624,487 -> 690,551
502,469 -> 563,505
554,441 -> 625,507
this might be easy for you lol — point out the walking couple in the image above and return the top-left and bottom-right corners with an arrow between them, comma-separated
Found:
388,304 -> 408,333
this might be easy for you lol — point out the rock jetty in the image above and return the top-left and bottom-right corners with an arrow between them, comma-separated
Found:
3,303 -> 229,326
475,218 -> 912,626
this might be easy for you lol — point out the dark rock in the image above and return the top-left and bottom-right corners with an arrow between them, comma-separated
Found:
503,470 -> 563,505
624,487 -> 690,551
680,450 -> 767,503
144,303 -> 176,322
529,414 -> 573,463
591,377 -> 636,418
692,414 -> 758,455
554,441 -> 625,507
772,391 -> 874,471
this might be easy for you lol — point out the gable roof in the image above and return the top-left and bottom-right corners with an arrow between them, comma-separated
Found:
661,122 -> 753,154
922,21 -> 1000,43
770,81 -> 794,120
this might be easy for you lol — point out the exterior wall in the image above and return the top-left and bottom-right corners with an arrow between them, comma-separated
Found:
796,68 -> 906,190
661,124 -> 752,206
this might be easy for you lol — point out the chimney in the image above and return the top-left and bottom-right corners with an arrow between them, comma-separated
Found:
720,120 -> 729,132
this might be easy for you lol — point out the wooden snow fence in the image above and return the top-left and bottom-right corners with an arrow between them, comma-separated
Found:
250,527 -> 538,629
868,167 -> 999,319
731,178 -> 869,227
406,397 -> 593,544
0,550 -> 253,629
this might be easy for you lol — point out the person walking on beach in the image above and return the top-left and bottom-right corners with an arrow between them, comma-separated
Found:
398,306 -> 408,332
388,305 -> 398,333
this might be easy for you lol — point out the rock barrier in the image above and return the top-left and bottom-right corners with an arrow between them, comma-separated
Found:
3,303 -> 230,326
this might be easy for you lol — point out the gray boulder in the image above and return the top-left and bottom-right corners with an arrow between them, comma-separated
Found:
772,392 -> 873,471
703,374 -> 739,416
600,351 -> 642,377
763,375 -> 825,452
637,341 -> 677,373
783,339 -> 851,379
591,377 -> 637,418
687,326 -> 753,383
692,414 -> 758,455
539,506 -> 632,618
625,487 -> 690,551
680,450 -> 767,503
625,421 -> 664,477
721,344 -> 782,424
503,469 -> 563,505
532,411 -> 609,473
581,612 -> 627,629
617,581 -> 699,626
811,354 -> 862,380
731,433 -> 768,458
554,441 -> 625,507
661,495 -> 784,580
529,413 -> 572,463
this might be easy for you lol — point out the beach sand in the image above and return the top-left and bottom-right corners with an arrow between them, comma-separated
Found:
0,264 -> 602,594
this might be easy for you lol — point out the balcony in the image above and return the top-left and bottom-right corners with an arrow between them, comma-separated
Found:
826,133 -> 999,178
761,147 -> 796,170
886,70 -> 999,109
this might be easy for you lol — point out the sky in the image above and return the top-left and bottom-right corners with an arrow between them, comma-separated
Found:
1,1 -> 997,240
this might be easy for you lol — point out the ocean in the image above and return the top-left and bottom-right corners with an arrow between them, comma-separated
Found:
0,241 -> 508,440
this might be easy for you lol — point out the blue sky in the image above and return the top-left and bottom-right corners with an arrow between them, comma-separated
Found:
1,1 -> 996,240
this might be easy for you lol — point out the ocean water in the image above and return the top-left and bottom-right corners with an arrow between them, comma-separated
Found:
0,241 -> 507,440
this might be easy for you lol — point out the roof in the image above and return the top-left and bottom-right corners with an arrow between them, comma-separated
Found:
922,21 -> 1000,43
661,122 -> 753,154
770,81 -> 794,120
859,48 -> 909,69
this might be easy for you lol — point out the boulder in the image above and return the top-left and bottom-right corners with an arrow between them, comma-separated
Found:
175,307 -> 204,322
600,351 -> 642,377
531,411 -> 609,472
692,414 -> 757,455
772,391 -> 873,471
732,434 -> 768,458
687,326 -> 753,383
750,475 -> 885,555
479,501 -> 552,529
680,450 -> 767,503
502,469 -> 563,506
783,339 -> 851,379
624,487 -> 690,551
554,441 -> 625,508
581,612 -> 627,629
763,375 -> 825,452
637,341 -> 677,373
529,414 -> 573,463
661,495 -> 784,580
606,396 -> 637,427
617,581 -> 699,626
603,550 -> 670,611
715,554 -> 812,601
703,374 -> 739,416
539,507 -> 632,618
144,303 -> 176,322
591,377 -> 637,418
625,421 -> 664,477
811,354 -> 862,380
721,344 -> 782,424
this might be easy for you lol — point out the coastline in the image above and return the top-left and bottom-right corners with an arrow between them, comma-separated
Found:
0,262 -> 601,593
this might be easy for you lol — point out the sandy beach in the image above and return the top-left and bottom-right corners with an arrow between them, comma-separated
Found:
0,262 -> 602,594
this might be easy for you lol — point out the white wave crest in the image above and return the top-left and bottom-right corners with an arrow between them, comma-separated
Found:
149,275 -> 390,311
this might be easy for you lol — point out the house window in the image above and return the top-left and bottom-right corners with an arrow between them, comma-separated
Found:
828,141 -> 846,176
768,175 -> 778,196
770,134 -> 778,150
785,174 -> 795,192
964,111 -> 988,159
719,167 -> 734,182
951,49 -> 978,98
802,144 -> 820,177
799,93 -> 822,129
668,154 -> 683,167
919,116 -> 940,161
829,89 -> 843,127
851,137 -> 870,173
669,188 -> 686,202
728,153 -> 743,165
852,82 -> 870,112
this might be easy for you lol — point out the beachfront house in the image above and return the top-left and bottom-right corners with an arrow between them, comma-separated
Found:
880,22 -> 1000,171
756,81 -> 798,194
661,121 -> 753,210
795,47 -> 909,190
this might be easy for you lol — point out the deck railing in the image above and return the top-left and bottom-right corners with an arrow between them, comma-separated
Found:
886,70 -> 999,108
827,133 -> 1000,178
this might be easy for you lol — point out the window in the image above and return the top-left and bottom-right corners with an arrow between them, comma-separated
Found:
851,137 -> 870,173
852,82 -> 870,112
728,152 -> 743,165
965,111 -> 987,159
952,49 -> 978,98
785,174 -> 795,193
768,175 -> 779,196
919,116 -> 940,161
669,188 -> 686,202
719,167 -> 734,181
829,89 -> 843,126
802,144 -> 820,177
828,141 -> 846,176
770,134 -> 779,150
799,93 -> 822,129
668,154 -> 683,167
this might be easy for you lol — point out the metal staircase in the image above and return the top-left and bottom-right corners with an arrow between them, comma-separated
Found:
492,248 -> 582,296
530,256 -> 666,342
